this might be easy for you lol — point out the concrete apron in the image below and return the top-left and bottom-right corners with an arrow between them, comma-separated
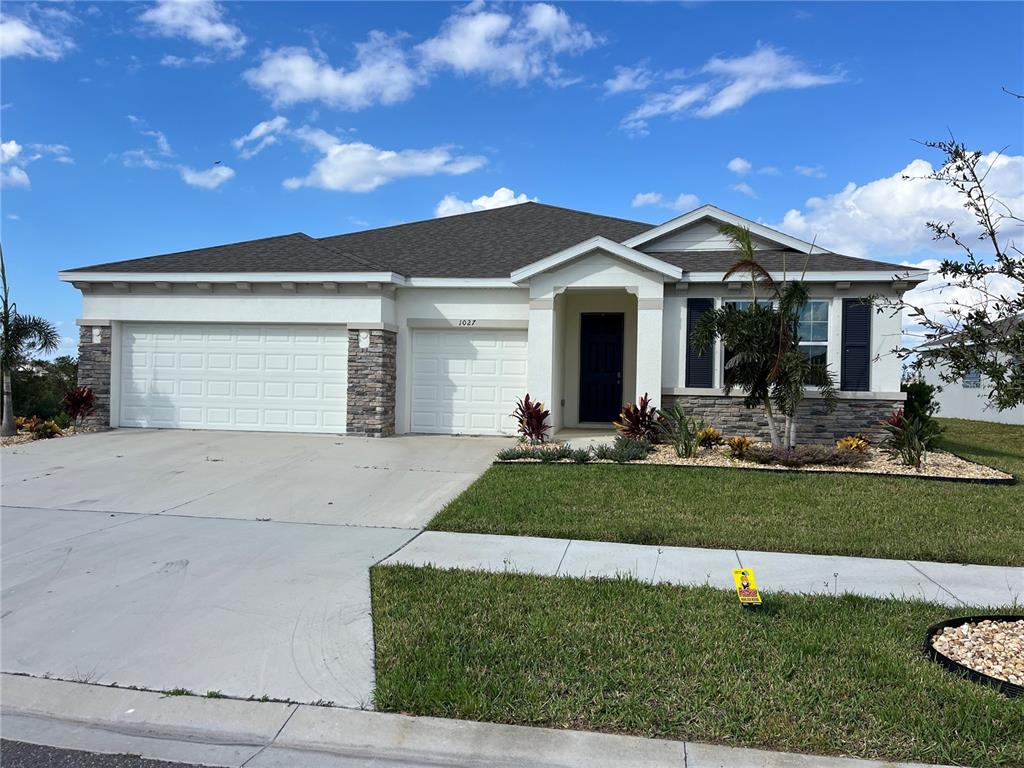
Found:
1,674 -> 949,768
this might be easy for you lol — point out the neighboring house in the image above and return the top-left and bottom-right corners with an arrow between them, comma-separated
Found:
918,314 -> 1024,426
61,203 -> 928,442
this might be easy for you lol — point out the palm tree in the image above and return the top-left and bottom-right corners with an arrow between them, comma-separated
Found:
691,226 -> 836,448
1,244 -> 60,436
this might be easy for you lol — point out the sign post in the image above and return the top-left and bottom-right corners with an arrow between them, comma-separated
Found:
732,567 -> 762,607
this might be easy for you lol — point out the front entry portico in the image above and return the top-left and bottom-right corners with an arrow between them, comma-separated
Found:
517,237 -> 680,432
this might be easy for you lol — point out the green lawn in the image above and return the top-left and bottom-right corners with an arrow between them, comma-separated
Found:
428,419 -> 1023,566
372,565 -> 1024,767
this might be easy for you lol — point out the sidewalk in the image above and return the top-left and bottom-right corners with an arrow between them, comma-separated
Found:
0,674 -> 949,768
383,531 -> 1023,607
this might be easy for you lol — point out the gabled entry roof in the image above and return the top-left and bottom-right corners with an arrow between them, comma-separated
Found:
510,236 -> 683,282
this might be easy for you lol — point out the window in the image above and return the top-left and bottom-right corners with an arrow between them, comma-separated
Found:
797,300 -> 829,368
962,369 -> 982,388
722,299 -> 774,380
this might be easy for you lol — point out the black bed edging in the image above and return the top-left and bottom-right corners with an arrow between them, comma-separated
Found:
924,615 -> 1024,697
491,460 -> 1017,486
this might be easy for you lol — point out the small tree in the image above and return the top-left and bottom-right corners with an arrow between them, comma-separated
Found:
62,386 -> 96,431
692,225 -> 837,448
892,135 -> 1023,410
1,244 -> 60,436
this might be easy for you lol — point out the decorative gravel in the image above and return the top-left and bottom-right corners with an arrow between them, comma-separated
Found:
0,434 -> 36,447
499,443 -> 1012,482
642,444 -> 1013,481
931,619 -> 1024,686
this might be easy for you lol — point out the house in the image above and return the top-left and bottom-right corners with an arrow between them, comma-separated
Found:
917,314 -> 1024,426
60,203 -> 928,442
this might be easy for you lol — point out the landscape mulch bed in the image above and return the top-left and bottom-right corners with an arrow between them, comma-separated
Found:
497,444 -> 1015,484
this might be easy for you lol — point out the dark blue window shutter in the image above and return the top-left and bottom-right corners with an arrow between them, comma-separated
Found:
841,299 -> 871,391
685,298 -> 714,388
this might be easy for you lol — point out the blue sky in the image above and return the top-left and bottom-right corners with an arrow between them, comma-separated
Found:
1,0 -> 1022,356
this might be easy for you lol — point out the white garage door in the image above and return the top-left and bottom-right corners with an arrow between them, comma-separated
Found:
411,329 -> 527,435
120,323 -> 348,433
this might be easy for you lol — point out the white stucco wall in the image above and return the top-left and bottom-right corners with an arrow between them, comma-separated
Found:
922,364 -> 1024,425
80,283 -> 386,325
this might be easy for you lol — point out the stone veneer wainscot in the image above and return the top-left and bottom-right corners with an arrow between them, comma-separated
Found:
346,328 -> 397,437
77,323 -> 112,429
663,394 -> 902,445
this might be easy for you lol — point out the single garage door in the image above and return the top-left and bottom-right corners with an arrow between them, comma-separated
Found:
120,323 -> 348,433
411,328 -> 527,435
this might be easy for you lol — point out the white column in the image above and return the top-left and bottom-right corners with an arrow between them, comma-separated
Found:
635,300 -> 664,408
527,301 -> 555,411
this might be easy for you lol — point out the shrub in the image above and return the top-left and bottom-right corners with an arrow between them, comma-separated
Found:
696,425 -> 723,447
656,401 -> 702,458
28,418 -> 62,439
903,381 -> 940,423
62,386 -> 96,429
614,393 -> 659,442
836,435 -> 869,452
570,448 -> 592,464
593,436 -> 653,463
880,408 -> 941,469
744,444 -> 868,468
53,412 -> 72,430
496,444 -> 575,463
511,394 -> 550,444
726,435 -> 752,457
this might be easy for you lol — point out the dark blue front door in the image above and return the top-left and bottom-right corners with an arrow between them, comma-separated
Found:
579,313 -> 624,423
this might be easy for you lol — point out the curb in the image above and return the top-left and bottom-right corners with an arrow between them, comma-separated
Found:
0,674 -> 955,768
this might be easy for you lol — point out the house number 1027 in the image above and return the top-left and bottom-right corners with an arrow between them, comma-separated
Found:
457,319 -> 477,326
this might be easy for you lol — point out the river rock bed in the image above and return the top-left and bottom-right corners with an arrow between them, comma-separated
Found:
931,619 -> 1024,686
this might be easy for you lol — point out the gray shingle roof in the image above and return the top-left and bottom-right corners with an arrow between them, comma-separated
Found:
317,202 -> 653,278
67,202 -> 912,278
68,233 -> 376,273
654,250 -> 911,274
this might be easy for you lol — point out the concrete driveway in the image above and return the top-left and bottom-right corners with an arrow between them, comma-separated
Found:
1,429 -> 505,707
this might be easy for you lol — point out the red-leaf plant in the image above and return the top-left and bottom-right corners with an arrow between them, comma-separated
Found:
62,386 -> 95,430
512,394 -> 550,444
614,393 -> 660,442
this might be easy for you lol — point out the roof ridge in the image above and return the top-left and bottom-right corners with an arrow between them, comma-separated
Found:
318,201 -> 654,242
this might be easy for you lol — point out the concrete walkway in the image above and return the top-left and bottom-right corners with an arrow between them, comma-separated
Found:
384,531 -> 1024,607
0,674 -> 950,768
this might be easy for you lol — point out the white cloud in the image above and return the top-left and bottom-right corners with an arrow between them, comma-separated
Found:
604,64 -> 652,95
284,127 -> 486,193
121,149 -> 167,170
1,138 -> 73,188
0,14 -> 74,60
179,163 -> 235,189
630,191 -> 699,212
122,116 -> 173,168
418,2 -> 598,85
233,116 -> 288,159
900,257 -> 1023,339
794,164 -> 826,178
1,165 -> 30,189
731,182 -> 757,198
727,156 -> 752,175
1,140 -> 22,164
775,152 -> 1024,258
244,34 -> 419,110
622,44 -> 842,134
139,0 -> 245,56
435,186 -> 534,217
758,165 -> 781,175
160,53 -> 213,67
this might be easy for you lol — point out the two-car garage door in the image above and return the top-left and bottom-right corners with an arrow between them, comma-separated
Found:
120,323 -> 347,433
410,329 -> 527,436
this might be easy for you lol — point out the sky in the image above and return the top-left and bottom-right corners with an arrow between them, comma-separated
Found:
1,0 -> 1022,358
